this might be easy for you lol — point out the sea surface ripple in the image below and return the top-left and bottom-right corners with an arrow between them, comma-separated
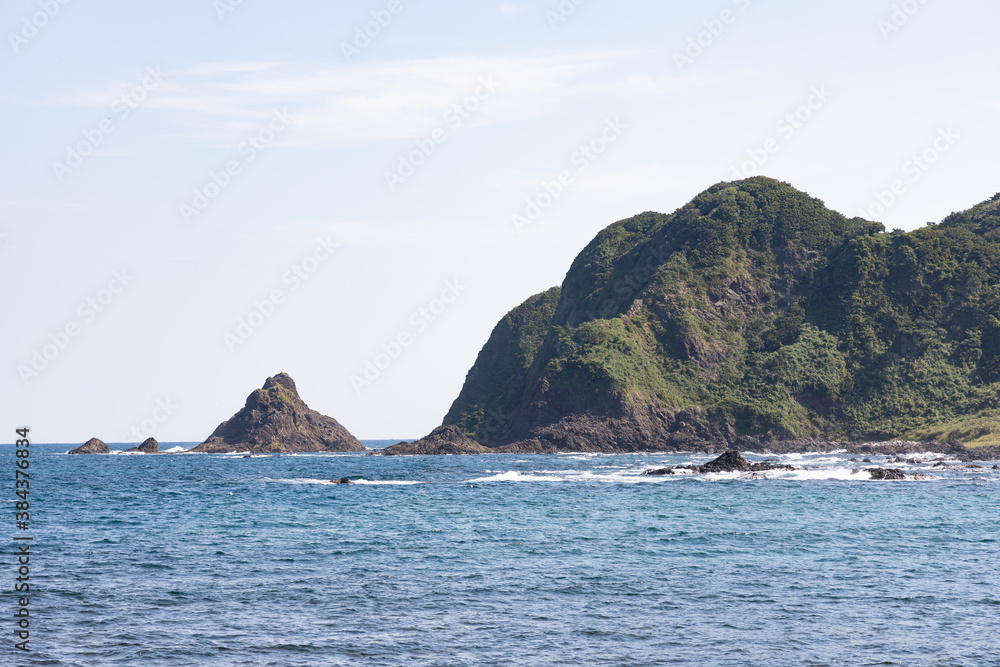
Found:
7,443 -> 1000,666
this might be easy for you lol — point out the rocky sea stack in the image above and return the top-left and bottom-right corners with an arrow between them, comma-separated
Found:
69,437 -> 109,455
125,437 -> 159,454
398,177 -> 1000,457
189,373 -> 364,454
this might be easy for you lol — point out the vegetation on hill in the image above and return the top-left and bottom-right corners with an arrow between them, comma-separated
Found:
443,177 -> 1000,450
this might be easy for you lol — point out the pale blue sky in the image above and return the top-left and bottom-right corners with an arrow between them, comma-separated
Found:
3,0 -> 998,443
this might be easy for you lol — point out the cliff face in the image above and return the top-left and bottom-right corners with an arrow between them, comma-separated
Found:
191,373 -> 364,453
443,286 -> 560,442
432,177 -> 1000,453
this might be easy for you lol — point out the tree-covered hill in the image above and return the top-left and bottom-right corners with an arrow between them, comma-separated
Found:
433,177 -> 1000,453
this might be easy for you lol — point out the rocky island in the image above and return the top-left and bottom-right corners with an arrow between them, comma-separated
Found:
188,373 -> 364,454
68,437 -> 109,455
382,177 -> 1000,459
124,437 -> 159,454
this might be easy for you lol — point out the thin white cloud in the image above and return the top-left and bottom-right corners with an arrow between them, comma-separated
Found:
500,3 -> 523,17
44,52 -> 697,146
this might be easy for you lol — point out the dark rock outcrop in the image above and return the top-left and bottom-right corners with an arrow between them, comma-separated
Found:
124,437 -> 159,454
69,438 -> 109,455
189,373 -> 364,454
374,425 -> 490,456
643,450 -> 798,475
867,467 -> 907,480
331,477 -> 353,484
700,450 -> 751,473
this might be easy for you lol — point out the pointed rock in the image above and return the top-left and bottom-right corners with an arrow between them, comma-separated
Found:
189,373 -> 364,453
125,437 -> 159,454
699,450 -> 751,473
69,438 -> 109,455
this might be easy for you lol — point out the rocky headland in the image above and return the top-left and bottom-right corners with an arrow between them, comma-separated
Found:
380,177 -> 1000,460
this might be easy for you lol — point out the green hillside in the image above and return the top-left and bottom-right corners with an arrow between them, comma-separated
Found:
444,177 -> 1000,451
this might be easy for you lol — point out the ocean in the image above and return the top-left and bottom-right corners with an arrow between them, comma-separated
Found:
5,443 -> 999,666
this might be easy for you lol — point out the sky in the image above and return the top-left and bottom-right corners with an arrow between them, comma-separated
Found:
2,0 -> 999,444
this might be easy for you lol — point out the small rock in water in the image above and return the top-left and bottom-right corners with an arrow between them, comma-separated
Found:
868,467 -> 906,480
331,477 -> 353,484
643,451 -> 795,476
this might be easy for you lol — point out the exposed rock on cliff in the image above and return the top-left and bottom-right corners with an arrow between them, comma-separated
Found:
190,373 -> 364,454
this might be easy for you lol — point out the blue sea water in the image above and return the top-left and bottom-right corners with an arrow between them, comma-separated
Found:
4,443 -> 999,666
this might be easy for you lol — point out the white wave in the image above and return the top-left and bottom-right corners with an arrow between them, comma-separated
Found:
467,471 -> 568,483
771,467 -> 871,481
352,479 -> 422,485
162,446 -> 188,454
468,470 -> 674,484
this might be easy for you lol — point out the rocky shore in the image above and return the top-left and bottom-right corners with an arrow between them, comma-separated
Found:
375,423 -> 1000,461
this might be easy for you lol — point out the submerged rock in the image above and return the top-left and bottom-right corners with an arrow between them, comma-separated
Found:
69,438 -> 109,455
189,373 -> 365,454
124,437 -> 159,454
373,425 -> 490,456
